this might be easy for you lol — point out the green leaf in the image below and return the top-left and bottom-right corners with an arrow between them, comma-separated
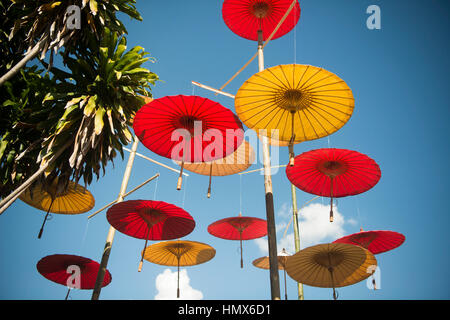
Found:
89,0 -> 98,15
94,107 -> 106,135
84,96 -> 97,116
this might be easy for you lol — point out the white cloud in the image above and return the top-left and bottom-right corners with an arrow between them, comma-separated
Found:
154,268 -> 203,300
254,202 -> 352,255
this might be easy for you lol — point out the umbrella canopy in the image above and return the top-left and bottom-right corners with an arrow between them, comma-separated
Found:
235,64 -> 354,165
252,248 -> 290,270
106,200 -> 195,271
37,254 -> 112,299
333,230 -> 405,255
19,179 -> 95,238
133,95 -> 244,189
285,243 -> 377,300
142,240 -> 216,298
179,141 -> 255,198
253,248 -> 291,299
286,148 -> 381,222
222,0 -> 301,41
208,213 -> 267,268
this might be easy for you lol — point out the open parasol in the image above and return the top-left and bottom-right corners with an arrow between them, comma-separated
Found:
222,0 -> 300,41
179,141 -> 255,198
253,248 -> 291,299
132,95 -> 244,190
285,243 -> 377,300
333,229 -> 405,289
208,213 -> 267,268
286,148 -> 381,222
106,200 -> 195,272
20,179 -> 95,239
37,254 -> 111,299
142,240 -> 215,298
235,64 -> 354,165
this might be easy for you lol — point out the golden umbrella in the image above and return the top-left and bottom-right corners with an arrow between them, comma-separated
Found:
142,240 -> 216,298
20,178 -> 95,239
253,248 -> 291,300
179,141 -> 255,198
285,243 -> 377,300
235,64 -> 354,165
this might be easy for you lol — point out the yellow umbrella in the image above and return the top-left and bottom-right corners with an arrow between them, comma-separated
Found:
20,179 -> 95,238
235,64 -> 354,165
142,240 -> 216,298
285,243 -> 377,300
179,141 -> 255,198
253,248 -> 291,300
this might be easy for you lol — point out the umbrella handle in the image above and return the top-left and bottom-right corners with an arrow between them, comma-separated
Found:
289,112 -> 295,166
177,176 -> 183,191
207,166 -> 212,198
38,199 -> 54,239
177,258 -> 180,298
329,179 -> 334,223
139,231 -> 150,272
65,287 -> 71,300
177,149 -> 186,191
240,235 -> 243,269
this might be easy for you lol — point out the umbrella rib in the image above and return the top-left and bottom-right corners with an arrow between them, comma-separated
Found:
265,67 -> 290,90
279,64 -> 293,88
301,73 -> 336,92
294,65 -> 310,90
253,72 -> 286,91
296,67 -> 322,90
298,107 -> 321,140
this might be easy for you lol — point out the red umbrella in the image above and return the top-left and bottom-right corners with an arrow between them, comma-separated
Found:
106,200 -> 195,271
37,254 -> 112,299
333,230 -> 405,255
208,213 -> 267,268
133,95 -> 244,189
222,0 -> 301,41
286,148 -> 381,222
333,229 -> 405,289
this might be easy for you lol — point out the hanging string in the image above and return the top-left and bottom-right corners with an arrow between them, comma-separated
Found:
153,174 -> 159,200
293,2 -> 297,64
181,175 -> 188,208
239,174 -> 243,215
356,197 -> 363,231
79,219 -> 90,253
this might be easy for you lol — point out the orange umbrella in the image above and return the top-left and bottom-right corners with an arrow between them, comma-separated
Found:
179,141 -> 255,198
20,178 -> 95,238
253,248 -> 291,299
285,243 -> 377,300
142,240 -> 216,298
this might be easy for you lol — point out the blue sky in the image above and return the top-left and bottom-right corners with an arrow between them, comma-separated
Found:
1,0 -> 449,300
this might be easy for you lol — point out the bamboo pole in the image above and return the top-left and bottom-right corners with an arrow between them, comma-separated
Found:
290,183 -> 304,300
191,81 -> 235,99
258,30 -> 280,300
91,136 -> 140,300
87,173 -> 160,219
123,148 -> 189,177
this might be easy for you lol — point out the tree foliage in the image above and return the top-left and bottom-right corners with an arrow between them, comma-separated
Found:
0,1 -> 158,198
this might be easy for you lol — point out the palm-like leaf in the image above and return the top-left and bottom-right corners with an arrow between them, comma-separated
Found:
1,0 -> 142,86
38,27 -> 158,190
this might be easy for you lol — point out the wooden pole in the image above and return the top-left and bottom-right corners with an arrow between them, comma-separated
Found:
91,136 -> 139,300
87,173 -> 160,219
258,29 -> 280,300
290,183 -> 304,300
